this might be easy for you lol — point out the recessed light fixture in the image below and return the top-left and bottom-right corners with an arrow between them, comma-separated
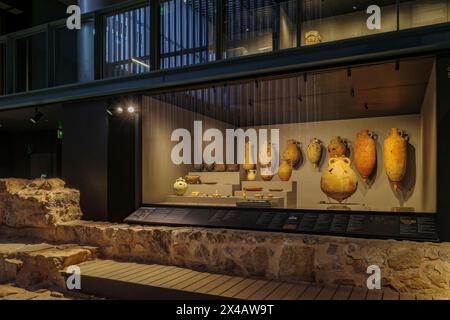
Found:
117,107 -> 124,114
127,106 -> 135,114
30,108 -> 44,124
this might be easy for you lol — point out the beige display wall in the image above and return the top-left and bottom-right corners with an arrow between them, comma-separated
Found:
142,97 -> 234,204
250,63 -> 436,213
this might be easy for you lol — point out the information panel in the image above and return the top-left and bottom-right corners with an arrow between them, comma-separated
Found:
124,207 -> 439,241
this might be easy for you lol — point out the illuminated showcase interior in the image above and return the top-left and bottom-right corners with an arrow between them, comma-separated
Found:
142,56 -> 437,214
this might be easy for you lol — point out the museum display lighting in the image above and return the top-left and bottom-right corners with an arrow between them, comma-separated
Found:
30,108 -> 43,124
131,58 -> 150,69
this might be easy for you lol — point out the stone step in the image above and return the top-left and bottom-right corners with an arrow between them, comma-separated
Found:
0,237 -> 98,288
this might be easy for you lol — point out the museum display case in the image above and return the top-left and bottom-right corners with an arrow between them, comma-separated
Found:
141,55 -> 436,213
129,55 -> 439,239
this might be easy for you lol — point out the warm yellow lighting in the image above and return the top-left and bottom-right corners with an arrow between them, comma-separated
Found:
132,58 -> 151,69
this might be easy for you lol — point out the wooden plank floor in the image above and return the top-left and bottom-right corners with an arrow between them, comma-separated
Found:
62,259 -> 423,300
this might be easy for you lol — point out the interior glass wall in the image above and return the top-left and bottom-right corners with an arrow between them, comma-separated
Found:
54,26 -> 79,86
104,5 -> 151,78
399,0 -> 450,30
141,56 -> 437,214
14,32 -> 47,93
160,0 -> 216,69
224,0 -> 297,58
301,0 -> 398,46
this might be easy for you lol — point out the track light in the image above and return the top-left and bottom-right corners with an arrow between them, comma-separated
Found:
30,108 -> 43,124
106,106 -> 113,116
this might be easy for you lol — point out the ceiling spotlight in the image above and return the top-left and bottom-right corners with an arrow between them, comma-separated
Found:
116,107 -> 124,114
127,106 -> 135,114
30,108 -> 43,124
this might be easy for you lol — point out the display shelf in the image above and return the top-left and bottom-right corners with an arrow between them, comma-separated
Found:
162,195 -> 284,207
234,190 -> 296,208
188,172 -> 241,185
241,181 -> 296,192
238,181 -> 297,208
185,184 -> 239,197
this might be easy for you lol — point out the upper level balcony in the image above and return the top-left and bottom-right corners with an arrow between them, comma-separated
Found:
1,0 -> 450,104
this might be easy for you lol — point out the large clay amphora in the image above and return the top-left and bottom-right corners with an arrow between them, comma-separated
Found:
283,139 -> 301,166
383,128 -> 407,192
321,157 -> 358,203
243,141 -> 256,170
328,136 -> 347,158
354,130 -> 377,182
307,138 -> 322,169
278,160 -> 293,181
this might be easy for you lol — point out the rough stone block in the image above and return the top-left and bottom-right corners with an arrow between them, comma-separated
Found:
0,178 -> 82,228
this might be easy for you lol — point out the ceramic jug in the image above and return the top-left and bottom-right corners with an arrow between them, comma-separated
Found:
247,169 -> 257,181
320,157 -> 358,203
173,178 -> 188,196
328,136 -> 347,158
307,138 -> 323,169
383,128 -> 407,191
354,130 -> 377,182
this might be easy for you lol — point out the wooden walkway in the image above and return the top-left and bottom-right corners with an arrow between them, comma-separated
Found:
62,259 -> 420,300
